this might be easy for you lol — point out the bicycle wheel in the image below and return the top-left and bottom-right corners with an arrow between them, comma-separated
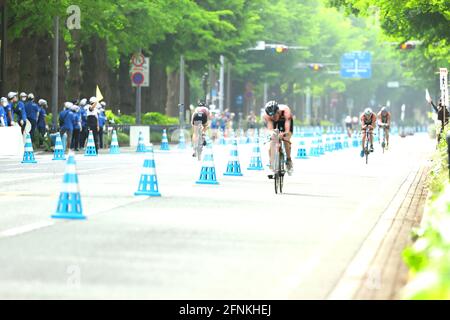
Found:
274,173 -> 279,194
196,125 -> 203,161
279,148 -> 285,194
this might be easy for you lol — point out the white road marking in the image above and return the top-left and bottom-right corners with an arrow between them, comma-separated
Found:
0,221 -> 55,238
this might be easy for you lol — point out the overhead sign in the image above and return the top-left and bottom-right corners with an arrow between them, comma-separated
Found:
440,68 -> 448,107
340,51 -> 372,79
387,81 -> 399,88
130,56 -> 149,87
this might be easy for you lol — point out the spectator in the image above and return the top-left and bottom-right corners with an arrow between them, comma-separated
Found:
25,93 -> 39,141
98,101 -> 107,149
70,104 -> 81,151
59,102 -> 74,152
0,97 -> 9,127
86,97 -> 100,152
37,99 -> 48,146
428,98 -> 449,143
8,92 -> 27,134
79,98 -> 88,149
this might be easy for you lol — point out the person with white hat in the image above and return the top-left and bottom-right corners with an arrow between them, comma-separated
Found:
8,91 -> 27,134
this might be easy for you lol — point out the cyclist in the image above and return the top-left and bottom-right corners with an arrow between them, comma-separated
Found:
262,100 -> 293,175
344,115 -> 352,137
191,101 -> 210,157
377,106 -> 391,149
360,107 -> 377,155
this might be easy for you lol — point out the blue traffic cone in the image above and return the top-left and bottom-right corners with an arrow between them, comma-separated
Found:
178,129 -> 186,149
146,143 -> 154,153
22,133 -> 37,163
110,130 -> 120,154
84,131 -> 97,156
239,129 -> 246,144
196,142 -> 219,185
134,149 -> 161,197
309,139 -> 319,157
296,140 -> 308,159
224,137 -> 243,176
51,152 -> 86,220
247,137 -> 264,170
52,133 -> 66,160
218,129 -> 226,145
160,129 -> 170,150
136,131 -> 147,153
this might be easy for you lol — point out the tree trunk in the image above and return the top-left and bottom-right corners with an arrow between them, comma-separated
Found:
148,63 -> 167,114
165,69 -> 178,117
6,38 -> 20,91
35,34 -> 52,102
118,54 -> 133,114
80,36 -> 110,102
18,33 -> 38,93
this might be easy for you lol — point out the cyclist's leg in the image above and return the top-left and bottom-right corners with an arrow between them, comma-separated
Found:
385,127 -> 389,146
369,128 -> 374,150
361,128 -> 366,149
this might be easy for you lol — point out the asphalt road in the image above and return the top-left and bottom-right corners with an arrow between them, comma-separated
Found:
0,132 -> 434,299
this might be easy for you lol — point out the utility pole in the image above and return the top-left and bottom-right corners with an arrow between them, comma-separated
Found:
179,55 -> 185,128
0,1 -> 7,96
226,61 -> 231,110
219,55 -> 225,112
135,49 -> 142,125
51,16 -> 59,130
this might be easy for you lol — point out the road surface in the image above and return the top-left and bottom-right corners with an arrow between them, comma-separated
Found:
0,132 -> 434,299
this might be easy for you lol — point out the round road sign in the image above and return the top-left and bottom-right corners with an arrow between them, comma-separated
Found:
131,53 -> 145,67
131,72 -> 145,86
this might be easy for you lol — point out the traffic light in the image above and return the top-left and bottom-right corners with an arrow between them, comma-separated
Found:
398,41 -> 416,50
274,45 -> 288,53
308,63 -> 323,71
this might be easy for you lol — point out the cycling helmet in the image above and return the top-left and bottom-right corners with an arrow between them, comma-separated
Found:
364,108 -> 372,117
265,100 -> 279,116
100,101 -> 106,108
28,93 -> 34,100
1,97 -> 8,107
380,106 -> 387,114
89,96 -> 97,104
197,101 -> 206,108
79,98 -> 87,106
38,99 -> 47,106
7,92 -> 17,100
19,92 -> 27,99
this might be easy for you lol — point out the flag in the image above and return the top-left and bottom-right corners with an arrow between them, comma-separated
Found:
96,85 -> 104,102
425,88 -> 432,103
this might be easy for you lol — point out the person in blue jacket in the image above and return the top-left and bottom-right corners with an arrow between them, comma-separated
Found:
0,97 -> 8,127
25,93 -> 40,141
9,92 -> 27,134
37,99 -> 48,146
98,101 -> 107,149
70,103 -> 82,151
59,102 -> 74,152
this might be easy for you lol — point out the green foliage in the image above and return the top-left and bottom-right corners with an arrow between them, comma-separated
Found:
118,114 -> 136,125
142,112 -> 179,125
401,125 -> 450,299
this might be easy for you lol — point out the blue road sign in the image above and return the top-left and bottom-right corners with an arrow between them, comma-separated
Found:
131,72 -> 144,86
235,95 -> 243,105
340,51 -> 371,79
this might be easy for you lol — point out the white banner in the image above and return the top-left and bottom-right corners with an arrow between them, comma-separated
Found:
440,68 -> 448,107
